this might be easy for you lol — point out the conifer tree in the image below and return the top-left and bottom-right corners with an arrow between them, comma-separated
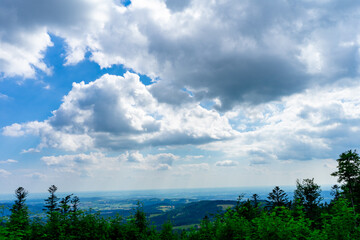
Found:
71,195 -> 80,212
267,186 -> 288,208
59,194 -> 73,214
8,187 -> 29,237
134,201 -> 147,234
252,194 -> 260,207
43,185 -> 62,238
44,185 -> 60,214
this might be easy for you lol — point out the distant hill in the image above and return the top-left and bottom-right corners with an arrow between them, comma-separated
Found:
2,197 -> 270,228
149,200 -> 237,227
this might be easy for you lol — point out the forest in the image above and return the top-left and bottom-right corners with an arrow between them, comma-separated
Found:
1,149 -> 360,239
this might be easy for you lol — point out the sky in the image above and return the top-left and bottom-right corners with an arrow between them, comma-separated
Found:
1,0 -> 360,194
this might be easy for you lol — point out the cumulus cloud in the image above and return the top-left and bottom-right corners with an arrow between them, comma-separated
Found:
215,160 -> 238,167
126,151 -> 178,170
2,0 -> 360,109
0,0 -> 109,78
40,151 -> 179,174
41,152 -> 123,176
3,72 -> 235,152
202,80 -> 360,162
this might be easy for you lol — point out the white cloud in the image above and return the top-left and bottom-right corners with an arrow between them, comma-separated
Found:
21,148 -> 41,154
0,159 -> 18,164
3,121 -> 93,152
25,172 -> 46,180
40,151 -> 179,174
215,160 -> 238,167
182,155 -> 204,162
202,80 -> 360,162
0,169 -> 11,177
298,43 -> 324,74
0,93 -> 8,100
0,0 -> 109,78
3,72 -> 235,152
127,151 -> 179,171
41,152 -> 123,176
0,29 -> 53,78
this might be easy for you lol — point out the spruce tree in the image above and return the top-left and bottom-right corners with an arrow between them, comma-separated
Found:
43,185 -> 62,238
71,195 -> 80,212
267,186 -> 288,208
44,185 -> 60,214
8,187 -> 29,237
59,194 -> 73,214
252,193 -> 260,207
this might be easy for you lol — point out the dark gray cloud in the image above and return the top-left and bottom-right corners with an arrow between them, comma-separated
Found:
0,0 -> 93,30
165,0 -> 190,12
124,0 -> 360,110
153,55 -> 309,110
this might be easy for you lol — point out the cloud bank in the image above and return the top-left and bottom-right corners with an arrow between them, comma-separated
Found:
2,0 -> 360,108
2,0 -> 360,191
3,72 -> 235,151
203,79 -> 360,162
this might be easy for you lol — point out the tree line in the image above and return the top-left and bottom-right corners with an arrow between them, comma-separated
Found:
1,149 -> 360,239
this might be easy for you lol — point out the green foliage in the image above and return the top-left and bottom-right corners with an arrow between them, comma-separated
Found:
252,194 -> 260,208
134,201 -> 147,234
160,220 -> 177,240
71,195 -> 80,212
331,149 -> 360,212
235,199 -> 259,220
44,185 -> 60,214
59,194 -> 73,214
319,197 -> 360,240
214,210 -> 252,239
267,186 -> 289,209
0,187 -> 358,240
330,184 -> 341,202
253,206 -> 311,240
294,178 -> 322,221
332,150 -> 360,184
6,187 -> 30,239
0,206 -> 9,240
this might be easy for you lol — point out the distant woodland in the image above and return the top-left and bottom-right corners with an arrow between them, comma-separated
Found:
1,149 -> 360,239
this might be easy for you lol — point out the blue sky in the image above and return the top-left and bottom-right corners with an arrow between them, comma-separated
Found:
1,0 -> 360,194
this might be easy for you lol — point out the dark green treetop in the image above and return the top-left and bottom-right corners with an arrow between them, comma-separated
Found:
8,187 -> 30,236
43,185 -> 60,214
267,186 -> 289,208
294,178 -> 322,220
331,149 -> 360,184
